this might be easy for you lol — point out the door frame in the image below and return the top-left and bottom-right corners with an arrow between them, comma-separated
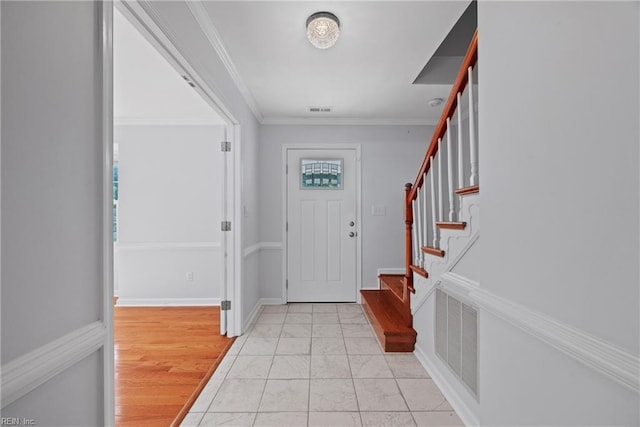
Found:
281,144 -> 363,303
115,1 -> 243,337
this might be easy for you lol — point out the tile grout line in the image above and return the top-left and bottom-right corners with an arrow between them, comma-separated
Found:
254,306 -> 284,424
343,312 -> 364,424
194,303 -> 459,426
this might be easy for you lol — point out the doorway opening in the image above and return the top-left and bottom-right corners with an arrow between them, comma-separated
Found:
111,3 -> 241,424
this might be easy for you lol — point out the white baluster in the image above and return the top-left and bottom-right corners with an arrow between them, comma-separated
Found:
412,201 -> 419,265
468,66 -> 478,186
422,174 -> 428,249
437,138 -> 444,222
457,92 -> 464,189
446,118 -> 455,221
430,157 -> 438,247
415,189 -> 423,266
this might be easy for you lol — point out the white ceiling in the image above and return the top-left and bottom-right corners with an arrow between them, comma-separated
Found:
199,1 -> 470,125
113,8 -> 224,125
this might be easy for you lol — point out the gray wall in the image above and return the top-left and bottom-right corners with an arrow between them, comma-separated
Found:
478,1 -> 639,425
258,125 -> 433,300
1,2 -> 106,424
115,124 -> 225,304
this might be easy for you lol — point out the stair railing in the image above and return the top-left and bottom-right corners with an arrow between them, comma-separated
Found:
405,30 -> 479,292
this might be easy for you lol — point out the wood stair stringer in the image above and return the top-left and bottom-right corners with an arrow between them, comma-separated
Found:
410,196 -> 480,314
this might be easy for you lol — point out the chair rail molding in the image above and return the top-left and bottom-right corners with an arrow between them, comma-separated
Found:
115,298 -> 221,307
243,242 -> 282,258
1,322 -> 107,408
470,286 -> 640,393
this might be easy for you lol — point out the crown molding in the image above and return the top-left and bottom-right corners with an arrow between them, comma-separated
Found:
114,116 -> 224,126
185,2 -> 264,123
261,117 -> 439,126
116,298 -> 220,307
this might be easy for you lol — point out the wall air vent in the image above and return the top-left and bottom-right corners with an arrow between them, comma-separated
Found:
309,107 -> 332,113
435,288 -> 478,398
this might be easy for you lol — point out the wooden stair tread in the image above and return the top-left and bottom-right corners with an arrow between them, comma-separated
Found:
456,185 -> 480,196
361,290 -> 416,352
421,246 -> 445,257
436,221 -> 467,230
409,264 -> 428,279
379,274 -> 404,302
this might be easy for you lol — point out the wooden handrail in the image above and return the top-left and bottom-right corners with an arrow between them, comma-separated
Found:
408,29 -> 478,202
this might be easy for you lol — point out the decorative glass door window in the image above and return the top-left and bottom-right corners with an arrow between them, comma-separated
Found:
301,159 -> 343,189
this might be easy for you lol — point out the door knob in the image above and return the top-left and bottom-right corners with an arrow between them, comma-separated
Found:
349,231 -> 356,237
349,221 -> 355,226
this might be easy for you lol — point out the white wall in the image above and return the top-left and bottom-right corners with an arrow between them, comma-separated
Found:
258,125 -> 433,301
114,124 -> 224,305
477,1 -> 639,425
1,2 -> 106,424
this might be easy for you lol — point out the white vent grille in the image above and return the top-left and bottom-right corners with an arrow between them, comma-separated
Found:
435,288 -> 478,397
447,297 -> 462,376
309,107 -> 332,113
435,289 -> 447,360
462,303 -> 478,395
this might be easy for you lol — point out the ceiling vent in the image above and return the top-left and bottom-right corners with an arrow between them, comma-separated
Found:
309,107 -> 332,113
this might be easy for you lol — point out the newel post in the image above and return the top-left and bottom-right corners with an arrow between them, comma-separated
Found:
404,183 -> 414,292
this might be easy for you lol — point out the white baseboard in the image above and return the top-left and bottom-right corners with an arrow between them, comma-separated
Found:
260,298 -> 285,305
243,298 -> 286,334
415,271 -> 640,398
376,267 -> 405,276
116,298 -> 220,307
244,301 -> 264,331
414,343 -> 479,427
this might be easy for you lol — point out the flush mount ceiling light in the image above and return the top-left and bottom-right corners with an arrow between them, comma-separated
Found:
306,12 -> 340,49
428,98 -> 444,107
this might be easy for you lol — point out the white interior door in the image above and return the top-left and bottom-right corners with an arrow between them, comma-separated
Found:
287,148 -> 358,302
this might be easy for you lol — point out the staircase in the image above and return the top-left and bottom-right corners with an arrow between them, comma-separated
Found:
362,31 -> 479,352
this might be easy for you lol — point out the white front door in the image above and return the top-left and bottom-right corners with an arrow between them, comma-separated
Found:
286,148 -> 359,302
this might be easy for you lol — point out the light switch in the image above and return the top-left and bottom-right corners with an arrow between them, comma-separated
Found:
371,205 -> 387,216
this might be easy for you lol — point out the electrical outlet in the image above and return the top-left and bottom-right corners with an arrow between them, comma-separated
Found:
186,272 -> 194,281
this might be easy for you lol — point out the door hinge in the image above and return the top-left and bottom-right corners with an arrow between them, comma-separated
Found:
286,164 -> 288,174
221,141 -> 231,152
286,222 -> 288,232
221,221 -> 232,231
221,300 -> 231,310
286,279 -> 288,290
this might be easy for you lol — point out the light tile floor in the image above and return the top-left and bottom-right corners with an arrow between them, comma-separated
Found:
182,303 -> 464,427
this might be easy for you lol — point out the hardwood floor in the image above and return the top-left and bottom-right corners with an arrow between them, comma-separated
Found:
115,306 -> 234,427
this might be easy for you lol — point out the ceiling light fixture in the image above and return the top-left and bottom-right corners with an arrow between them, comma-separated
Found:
428,98 -> 444,107
306,12 -> 340,49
